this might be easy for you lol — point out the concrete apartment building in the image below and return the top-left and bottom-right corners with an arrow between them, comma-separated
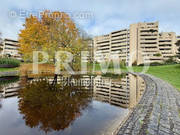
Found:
0,42 -> 3,56
159,32 -> 177,60
110,29 -> 130,65
130,22 -> 163,65
94,34 -> 110,62
1,38 -> 21,59
94,29 -> 130,65
93,21 -> 179,65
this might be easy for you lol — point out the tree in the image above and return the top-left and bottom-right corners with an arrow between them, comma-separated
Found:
19,11 -> 88,71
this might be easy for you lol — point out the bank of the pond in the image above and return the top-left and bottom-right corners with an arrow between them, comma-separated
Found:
1,64 -> 180,91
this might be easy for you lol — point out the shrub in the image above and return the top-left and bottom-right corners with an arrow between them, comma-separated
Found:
132,61 -> 137,66
154,53 -> 162,57
150,62 -> 163,66
164,57 -> 177,65
0,58 -> 21,67
138,62 -> 163,66
107,60 -> 126,69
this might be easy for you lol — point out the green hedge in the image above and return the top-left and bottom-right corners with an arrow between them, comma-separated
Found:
0,58 -> 21,67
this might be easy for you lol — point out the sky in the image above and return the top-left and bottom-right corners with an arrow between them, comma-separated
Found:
0,0 -> 180,40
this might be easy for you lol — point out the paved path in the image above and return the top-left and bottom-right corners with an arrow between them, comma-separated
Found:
118,73 -> 180,135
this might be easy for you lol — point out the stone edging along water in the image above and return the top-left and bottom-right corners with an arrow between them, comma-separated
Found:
116,73 -> 180,135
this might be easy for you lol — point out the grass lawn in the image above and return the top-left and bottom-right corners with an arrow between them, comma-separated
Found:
0,67 -> 19,72
132,64 -> 180,91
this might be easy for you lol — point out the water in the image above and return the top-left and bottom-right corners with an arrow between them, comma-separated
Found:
0,74 -> 145,135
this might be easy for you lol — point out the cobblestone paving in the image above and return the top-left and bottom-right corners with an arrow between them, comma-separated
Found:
117,73 -> 180,135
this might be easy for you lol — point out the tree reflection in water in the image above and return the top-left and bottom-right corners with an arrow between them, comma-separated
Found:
18,78 -> 92,133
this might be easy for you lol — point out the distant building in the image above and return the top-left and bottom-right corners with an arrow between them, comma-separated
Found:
87,39 -> 94,62
130,22 -> 163,65
93,21 -> 179,65
159,32 -> 177,60
1,38 -> 21,59
94,34 -> 110,62
176,36 -> 180,61
110,29 -> 130,65
81,39 -> 94,63
0,41 -> 3,56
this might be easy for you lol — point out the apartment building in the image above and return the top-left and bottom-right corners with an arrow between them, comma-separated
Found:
0,41 -> 3,56
130,22 -> 163,65
159,32 -> 177,60
93,29 -> 130,65
93,34 -> 110,62
93,21 -> 179,65
82,39 -> 94,62
1,38 -> 21,59
110,29 -> 130,65
177,36 -> 180,61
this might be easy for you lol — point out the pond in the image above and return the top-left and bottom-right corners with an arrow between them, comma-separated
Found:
0,74 -> 145,135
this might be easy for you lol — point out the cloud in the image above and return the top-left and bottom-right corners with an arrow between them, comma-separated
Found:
0,0 -> 180,40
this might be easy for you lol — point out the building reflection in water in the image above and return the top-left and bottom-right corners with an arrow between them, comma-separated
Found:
0,76 -> 21,98
0,74 -> 145,133
93,74 -> 145,109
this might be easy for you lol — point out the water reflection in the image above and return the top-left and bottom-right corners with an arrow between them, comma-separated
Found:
93,74 -> 145,108
18,79 -> 92,132
0,76 -> 20,98
0,74 -> 145,135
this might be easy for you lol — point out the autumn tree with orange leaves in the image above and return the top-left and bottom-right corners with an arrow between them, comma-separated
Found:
19,11 -> 89,71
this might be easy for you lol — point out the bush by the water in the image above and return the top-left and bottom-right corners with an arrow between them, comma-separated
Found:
138,62 -> 163,66
0,58 -> 20,67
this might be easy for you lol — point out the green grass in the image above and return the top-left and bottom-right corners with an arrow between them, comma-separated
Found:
0,67 -> 19,72
132,64 -> 180,91
0,58 -> 21,67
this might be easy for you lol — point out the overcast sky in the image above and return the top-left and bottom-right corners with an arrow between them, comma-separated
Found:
0,0 -> 180,40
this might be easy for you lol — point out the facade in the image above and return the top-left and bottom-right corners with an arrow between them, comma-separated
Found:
130,22 -> 163,65
159,32 -> 177,60
87,39 -> 94,62
0,41 -> 3,56
177,36 -> 180,61
1,38 -> 21,59
93,34 -> 110,62
110,29 -> 130,65
93,21 -> 179,65
93,30 -> 130,65
81,39 -> 94,63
